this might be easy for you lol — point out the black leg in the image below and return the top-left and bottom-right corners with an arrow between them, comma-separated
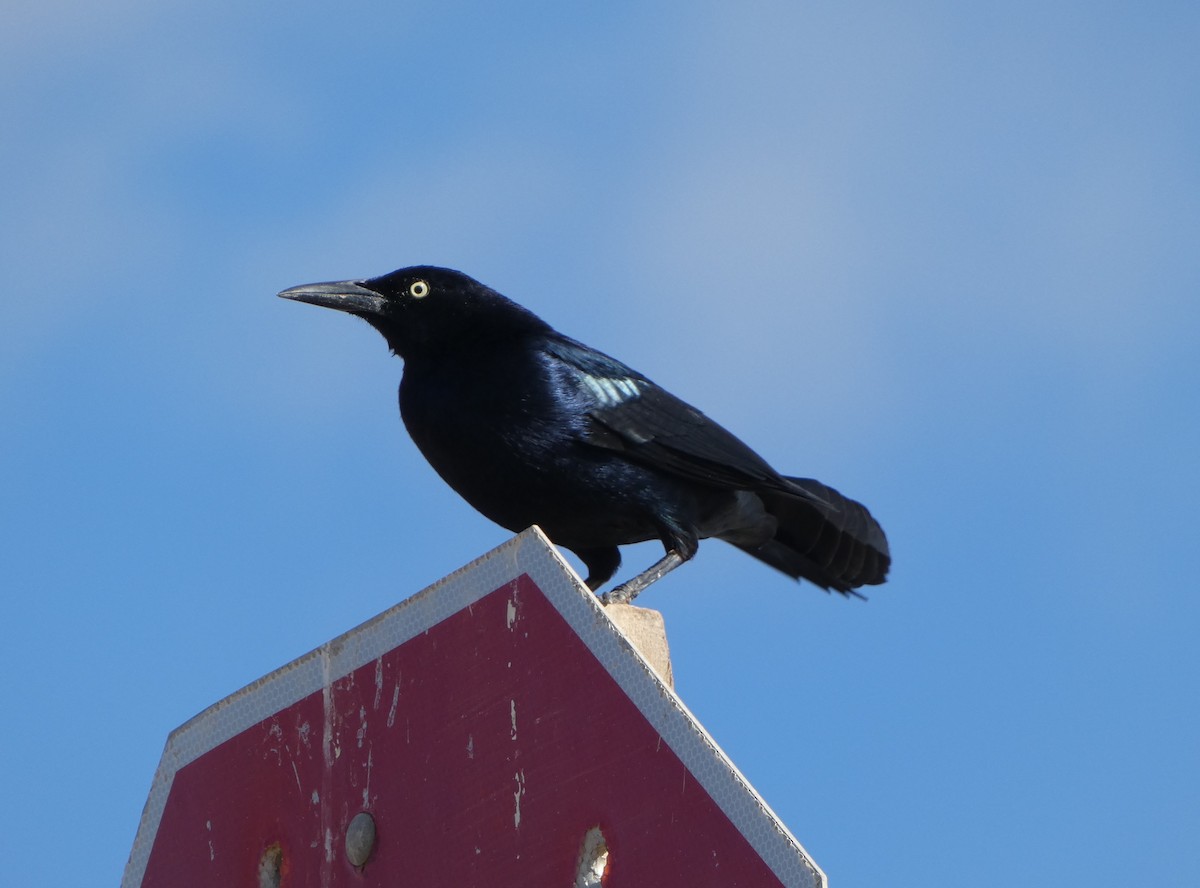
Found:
574,546 -> 621,591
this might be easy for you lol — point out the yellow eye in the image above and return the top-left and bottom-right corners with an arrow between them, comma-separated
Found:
409,280 -> 430,299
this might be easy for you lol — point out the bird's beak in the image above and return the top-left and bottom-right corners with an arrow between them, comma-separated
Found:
277,280 -> 387,316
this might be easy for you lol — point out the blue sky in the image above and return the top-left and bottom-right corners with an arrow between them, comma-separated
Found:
3,2 -> 1197,885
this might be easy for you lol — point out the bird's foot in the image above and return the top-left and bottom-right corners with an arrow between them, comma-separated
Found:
600,550 -> 685,606
601,583 -> 638,606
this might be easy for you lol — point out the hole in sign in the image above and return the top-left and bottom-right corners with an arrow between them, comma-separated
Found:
258,842 -> 282,888
574,826 -> 609,887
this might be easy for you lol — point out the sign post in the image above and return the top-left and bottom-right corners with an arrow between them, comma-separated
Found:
123,527 -> 825,887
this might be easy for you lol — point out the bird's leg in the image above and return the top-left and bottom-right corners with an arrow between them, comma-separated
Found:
576,546 -> 621,591
601,550 -> 685,605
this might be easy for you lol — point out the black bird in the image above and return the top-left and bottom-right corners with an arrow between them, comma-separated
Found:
279,266 -> 889,603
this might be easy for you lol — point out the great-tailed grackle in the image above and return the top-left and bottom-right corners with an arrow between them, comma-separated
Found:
279,266 -> 890,603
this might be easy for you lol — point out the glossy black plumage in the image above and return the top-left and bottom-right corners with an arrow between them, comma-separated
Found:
279,265 -> 890,601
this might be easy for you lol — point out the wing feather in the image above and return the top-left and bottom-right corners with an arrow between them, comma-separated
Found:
542,336 -> 796,492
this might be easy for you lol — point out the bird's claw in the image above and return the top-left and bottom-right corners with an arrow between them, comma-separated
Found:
600,549 -> 685,606
600,584 -> 638,606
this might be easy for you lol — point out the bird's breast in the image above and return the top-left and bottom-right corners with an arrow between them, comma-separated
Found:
395,351 -> 671,544
399,355 -> 574,486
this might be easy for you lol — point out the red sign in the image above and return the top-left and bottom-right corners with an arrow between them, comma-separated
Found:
123,528 -> 824,887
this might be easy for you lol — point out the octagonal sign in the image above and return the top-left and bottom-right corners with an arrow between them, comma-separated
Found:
123,528 -> 824,887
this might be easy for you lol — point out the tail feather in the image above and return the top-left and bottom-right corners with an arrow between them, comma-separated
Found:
733,476 -> 890,595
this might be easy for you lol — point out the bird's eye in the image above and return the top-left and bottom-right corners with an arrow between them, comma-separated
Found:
408,280 -> 430,299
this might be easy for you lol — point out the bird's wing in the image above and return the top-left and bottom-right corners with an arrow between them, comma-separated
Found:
542,336 -> 795,491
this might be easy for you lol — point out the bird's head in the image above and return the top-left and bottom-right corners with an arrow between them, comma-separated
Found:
278,265 -> 548,360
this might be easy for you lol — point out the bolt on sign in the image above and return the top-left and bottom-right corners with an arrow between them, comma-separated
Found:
123,528 -> 825,887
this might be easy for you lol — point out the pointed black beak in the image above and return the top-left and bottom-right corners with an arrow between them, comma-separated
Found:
277,280 -> 387,316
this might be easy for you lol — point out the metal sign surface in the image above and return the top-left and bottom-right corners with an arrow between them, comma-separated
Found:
123,528 -> 824,887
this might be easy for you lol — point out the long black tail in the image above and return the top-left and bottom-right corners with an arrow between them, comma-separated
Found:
733,476 -> 890,596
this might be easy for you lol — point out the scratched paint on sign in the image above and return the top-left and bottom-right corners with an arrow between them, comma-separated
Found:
124,528 -> 824,888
